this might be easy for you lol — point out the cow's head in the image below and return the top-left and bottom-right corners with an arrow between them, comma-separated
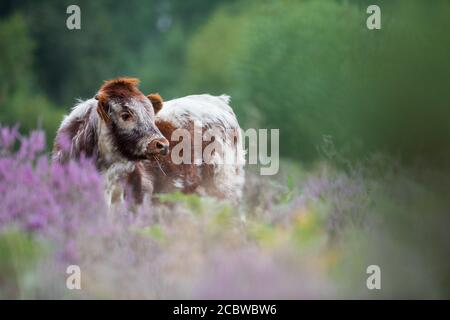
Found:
95,77 -> 169,160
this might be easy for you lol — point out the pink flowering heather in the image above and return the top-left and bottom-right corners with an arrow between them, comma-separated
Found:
1,125 -> 449,299
0,125 -> 106,261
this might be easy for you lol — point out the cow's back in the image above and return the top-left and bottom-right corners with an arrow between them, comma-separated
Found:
150,94 -> 245,202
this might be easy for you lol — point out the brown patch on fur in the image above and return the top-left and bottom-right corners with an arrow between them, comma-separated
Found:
99,77 -> 142,98
155,119 -> 176,139
144,119 -> 228,199
96,77 -> 147,111
147,93 -> 163,114
95,78 -> 146,123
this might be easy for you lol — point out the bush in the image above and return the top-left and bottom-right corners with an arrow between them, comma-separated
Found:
183,0 -> 450,164
0,14 -> 34,97
0,13 -> 65,148
0,126 -> 105,261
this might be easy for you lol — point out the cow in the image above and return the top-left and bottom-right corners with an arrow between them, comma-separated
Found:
53,77 -> 245,205
149,94 -> 245,203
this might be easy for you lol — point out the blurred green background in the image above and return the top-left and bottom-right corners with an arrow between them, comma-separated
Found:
0,0 -> 449,165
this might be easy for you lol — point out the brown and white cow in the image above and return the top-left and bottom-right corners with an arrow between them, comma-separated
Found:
149,94 -> 245,202
53,77 -> 245,205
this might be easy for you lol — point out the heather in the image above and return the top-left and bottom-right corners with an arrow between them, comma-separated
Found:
1,127 -> 449,299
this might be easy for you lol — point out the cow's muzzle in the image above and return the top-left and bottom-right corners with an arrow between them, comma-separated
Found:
147,137 -> 170,156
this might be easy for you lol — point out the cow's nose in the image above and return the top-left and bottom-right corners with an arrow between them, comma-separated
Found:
148,137 -> 169,156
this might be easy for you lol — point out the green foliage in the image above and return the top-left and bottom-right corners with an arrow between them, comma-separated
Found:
2,0 -> 448,163
21,0 -> 129,104
156,191 -> 235,220
0,14 -> 34,98
0,0 -> 238,146
0,230 -> 44,299
138,224 -> 166,243
136,24 -> 188,98
183,0 -> 450,164
182,4 -> 249,96
277,174 -> 295,204
0,13 -> 64,147
157,191 -> 203,213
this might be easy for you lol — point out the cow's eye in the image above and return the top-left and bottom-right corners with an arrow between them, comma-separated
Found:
121,112 -> 132,121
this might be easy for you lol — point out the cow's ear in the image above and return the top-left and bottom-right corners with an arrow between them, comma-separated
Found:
147,93 -> 163,114
96,95 -> 111,123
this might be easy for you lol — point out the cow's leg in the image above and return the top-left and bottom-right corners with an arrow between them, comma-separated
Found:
104,161 -> 136,207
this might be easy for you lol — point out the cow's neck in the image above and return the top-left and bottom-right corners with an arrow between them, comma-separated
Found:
97,122 -> 135,206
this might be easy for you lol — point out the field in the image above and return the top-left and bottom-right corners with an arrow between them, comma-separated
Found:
1,127 -> 449,299
1,0 -> 449,299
